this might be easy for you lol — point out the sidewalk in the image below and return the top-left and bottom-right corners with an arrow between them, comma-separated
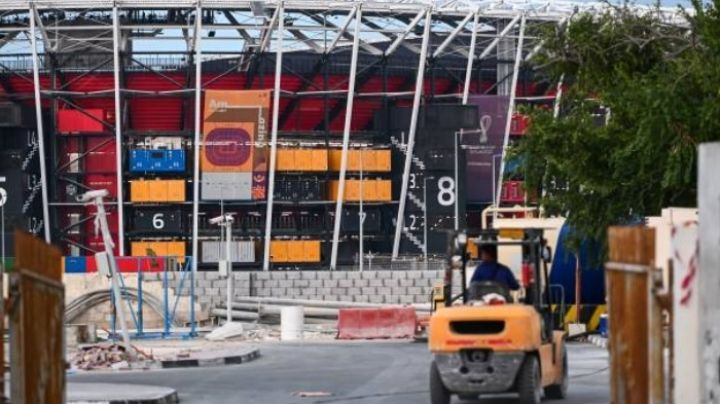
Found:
68,382 -> 178,404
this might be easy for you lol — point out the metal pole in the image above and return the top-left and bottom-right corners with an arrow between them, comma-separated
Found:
29,5 -> 51,243
462,11 -> 479,104
263,2 -> 284,271
494,15 -> 526,214
225,219 -> 232,324
359,159 -> 363,272
454,131 -> 459,231
191,2 -> 203,284
392,9 -> 432,259
423,177 -> 428,262
330,5 -> 362,270
112,6 -> 125,255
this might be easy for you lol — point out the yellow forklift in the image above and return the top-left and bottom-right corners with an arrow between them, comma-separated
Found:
429,229 -> 568,404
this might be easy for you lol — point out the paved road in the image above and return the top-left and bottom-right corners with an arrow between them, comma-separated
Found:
69,341 -> 609,404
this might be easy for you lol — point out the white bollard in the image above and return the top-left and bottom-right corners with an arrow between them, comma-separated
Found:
280,306 -> 304,341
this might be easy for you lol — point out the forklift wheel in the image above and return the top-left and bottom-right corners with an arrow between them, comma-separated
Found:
517,355 -> 542,404
544,347 -> 569,399
430,361 -> 451,404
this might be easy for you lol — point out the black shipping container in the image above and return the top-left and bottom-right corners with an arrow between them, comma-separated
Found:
341,208 -> 382,233
133,208 -> 183,233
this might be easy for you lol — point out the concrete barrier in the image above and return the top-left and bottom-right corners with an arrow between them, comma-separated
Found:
337,307 -> 417,340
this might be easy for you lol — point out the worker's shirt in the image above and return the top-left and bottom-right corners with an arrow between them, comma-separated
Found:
470,261 -> 521,291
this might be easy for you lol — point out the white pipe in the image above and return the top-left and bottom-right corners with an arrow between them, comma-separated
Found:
433,11 -> 474,59
225,219 -> 233,324
494,15 -> 526,215
391,9 -> 432,260
29,5 -> 51,243
231,296 -> 432,311
262,1 -> 284,271
477,14 -> 521,61
462,11 -> 479,105
191,3 -> 203,281
112,6 -> 125,255
330,5 -> 362,270
385,9 -> 425,57
326,7 -> 357,54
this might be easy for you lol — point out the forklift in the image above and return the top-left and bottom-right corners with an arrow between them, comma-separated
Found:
428,229 -> 568,404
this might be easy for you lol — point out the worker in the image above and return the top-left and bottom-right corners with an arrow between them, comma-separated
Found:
470,244 -> 520,291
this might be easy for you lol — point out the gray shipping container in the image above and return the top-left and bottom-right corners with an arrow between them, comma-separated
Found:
201,172 -> 252,200
201,240 -> 256,263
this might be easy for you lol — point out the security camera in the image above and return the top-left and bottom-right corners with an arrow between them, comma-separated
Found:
208,215 -> 224,225
77,189 -> 109,203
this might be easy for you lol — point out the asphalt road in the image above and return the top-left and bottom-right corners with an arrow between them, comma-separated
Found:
69,341 -> 609,404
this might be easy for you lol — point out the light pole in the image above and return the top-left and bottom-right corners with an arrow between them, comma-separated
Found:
423,175 -> 434,263
492,153 -> 503,223
454,130 -> 461,231
359,156 -> 364,272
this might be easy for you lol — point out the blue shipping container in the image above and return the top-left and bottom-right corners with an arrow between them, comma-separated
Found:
64,256 -> 87,273
130,149 -> 186,173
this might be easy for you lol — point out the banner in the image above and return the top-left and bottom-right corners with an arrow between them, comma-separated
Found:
462,95 -> 508,203
201,90 -> 270,200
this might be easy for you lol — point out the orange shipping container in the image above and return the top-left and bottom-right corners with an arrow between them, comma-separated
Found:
287,240 -> 305,262
374,150 -> 392,172
276,149 -> 295,171
270,240 -> 288,263
303,241 -> 321,262
375,180 -> 392,201
131,241 -> 186,263
310,149 -> 329,171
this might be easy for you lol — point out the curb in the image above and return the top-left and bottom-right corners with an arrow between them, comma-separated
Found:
69,391 -> 178,404
68,383 -> 179,404
159,348 -> 260,369
587,335 -> 608,349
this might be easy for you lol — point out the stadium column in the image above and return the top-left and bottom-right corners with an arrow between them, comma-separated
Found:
391,8 -> 432,260
112,5 -> 125,255
29,4 -> 51,243
329,4 -> 363,271
192,3 -> 203,277
462,10 -> 480,105
494,14 -> 526,212
262,2 -> 284,271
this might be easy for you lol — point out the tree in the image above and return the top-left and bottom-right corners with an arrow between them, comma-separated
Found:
513,0 -> 720,248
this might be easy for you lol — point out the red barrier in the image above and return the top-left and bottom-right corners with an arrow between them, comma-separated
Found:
337,307 -> 417,340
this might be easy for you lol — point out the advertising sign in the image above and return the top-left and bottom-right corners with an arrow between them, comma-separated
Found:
202,90 -> 270,200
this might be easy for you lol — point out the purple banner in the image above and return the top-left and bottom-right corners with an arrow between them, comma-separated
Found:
462,95 -> 509,203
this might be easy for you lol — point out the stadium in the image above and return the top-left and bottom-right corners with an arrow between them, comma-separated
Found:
0,0 -> 676,278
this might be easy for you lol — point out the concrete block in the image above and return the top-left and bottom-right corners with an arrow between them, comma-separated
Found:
414,295 -> 428,304
376,271 -> 392,279
300,287 -> 317,296
300,271 -> 316,280
198,280 -> 212,288
361,287 -> 376,295
408,286 -> 423,295
399,279 -> 414,287
346,272 -> 362,280
279,280 -> 294,288
331,287 -> 347,295
326,295 -> 339,301
339,295 -> 353,302
263,280 -> 279,288
383,279 -> 398,287
255,272 -> 271,280
406,271 -> 422,279
333,272 -> 348,280
270,272 -> 285,280
347,287 -> 361,296
369,295 -> 384,304
391,271 -> 407,279
338,279 -> 353,287
205,272 -> 221,280
286,288 -> 301,297
354,295 -> 370,303
286,272 -> 301,280
257,289 -> 271,297
309,280 -> 323,288
316,272 -> 331,280
295,280 -> 309,288
316,287 -> 331,295
212,280 -> 226,288
323,279 -> 338,288
392,286 -> 408,296
360,272 -> 376,280
400,295 -> 414,304
369,279 -> 383,287
376,287 -> 391,295
271,287 -> 286,295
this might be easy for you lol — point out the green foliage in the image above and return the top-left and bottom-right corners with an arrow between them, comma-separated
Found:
512,0 -> 720,250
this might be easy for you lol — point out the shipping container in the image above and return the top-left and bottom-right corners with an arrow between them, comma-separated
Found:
131,241 -> 186,262
500,180 -> 525,204
130,149 -> 186,173
329,149 -> 391,172
130,179 -> 186,203
201,240 -> 256,263
329,179 -> 392,202
510,113 -> 530,135
270,240 -> 321,263
133,208 -> 183,233
201,172 -> 252,200
57,109 -> 108,134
